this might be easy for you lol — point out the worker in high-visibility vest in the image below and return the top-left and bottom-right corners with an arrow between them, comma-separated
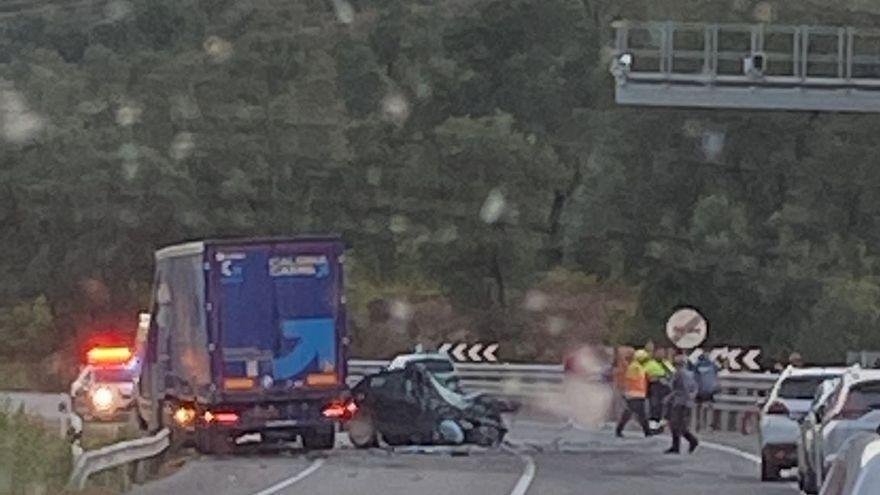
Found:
644,347 -> 673,430
615,348 -> 653,438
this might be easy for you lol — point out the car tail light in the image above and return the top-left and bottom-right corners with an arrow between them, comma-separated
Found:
204,411 -> 239,425
767,401 -> 789,415
323,400 -> 358,420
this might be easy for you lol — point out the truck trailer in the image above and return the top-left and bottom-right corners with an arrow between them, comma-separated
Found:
135,237 -> 349,453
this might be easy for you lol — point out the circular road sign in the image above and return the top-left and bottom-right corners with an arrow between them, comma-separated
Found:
666,307 -> 708,349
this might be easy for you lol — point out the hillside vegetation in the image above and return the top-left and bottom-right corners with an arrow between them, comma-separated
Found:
2,0 -> 880,368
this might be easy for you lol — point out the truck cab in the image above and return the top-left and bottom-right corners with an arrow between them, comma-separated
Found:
136,237 -> 348,452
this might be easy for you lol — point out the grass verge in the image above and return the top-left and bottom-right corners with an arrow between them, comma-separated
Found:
0,402 -> 72,494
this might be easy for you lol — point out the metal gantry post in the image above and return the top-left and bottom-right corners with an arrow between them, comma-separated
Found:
846,27 -> 854,80
800,26 -> 810,80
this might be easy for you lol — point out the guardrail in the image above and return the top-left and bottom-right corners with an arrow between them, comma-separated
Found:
0,391 -> 71,438
349,359 -> 779,433
348,360 -> 565,399
67,428 -> 170,490
699,371 -> 778,433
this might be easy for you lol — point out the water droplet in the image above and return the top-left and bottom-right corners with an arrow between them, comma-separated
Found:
390,300 -> 413,322
331,0 -> 355,24
116,104 -> 142,126
381,93 -> 410,125
104,0 -> 133,22
0,89 -> 44,143
479,189 -> 506,224
366,166 -> 382,186
524,290 -> 549,312
701,129 -> 725,163
435,225 -> 459,244
170,132 -> 195,161
546,316 -> 567,336
118,143 -> 139,162
389,215 -> 409,234
204,36 -> 233,63
122,160 -> 139,181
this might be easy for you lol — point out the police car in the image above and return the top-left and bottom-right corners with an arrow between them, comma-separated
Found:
71,346 -> 138,422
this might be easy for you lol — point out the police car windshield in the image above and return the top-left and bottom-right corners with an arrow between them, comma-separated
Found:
779,376 -> 835,400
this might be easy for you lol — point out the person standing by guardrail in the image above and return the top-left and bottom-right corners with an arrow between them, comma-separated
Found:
665,353 -> 699,454
692,352 -> 719,431
615,349 -> 652,438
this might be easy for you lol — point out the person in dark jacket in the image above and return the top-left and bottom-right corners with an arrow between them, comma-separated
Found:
665,353 -> 699,454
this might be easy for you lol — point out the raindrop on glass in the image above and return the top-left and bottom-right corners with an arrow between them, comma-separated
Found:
203,36 -> 234,63
480,189 -> 506,223
331,0 -> 355,24
389,215 -> 409,234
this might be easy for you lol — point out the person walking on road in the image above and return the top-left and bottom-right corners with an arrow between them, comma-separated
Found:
644,347 -> 671,431
665,353 -> 699,454
616,348 -> 652,438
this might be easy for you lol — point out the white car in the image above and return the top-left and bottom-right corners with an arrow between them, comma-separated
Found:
798,377 -> 844,493
811,369 -> 880,488
850,439 -> 880,495
759,366 -> 848,481
387,352 -> 462,392
818,432 -> 880,495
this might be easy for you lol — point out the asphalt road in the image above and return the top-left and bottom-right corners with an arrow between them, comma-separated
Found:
129,418 -> 798,495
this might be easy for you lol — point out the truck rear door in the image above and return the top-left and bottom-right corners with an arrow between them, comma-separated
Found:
207,239 -> 345,396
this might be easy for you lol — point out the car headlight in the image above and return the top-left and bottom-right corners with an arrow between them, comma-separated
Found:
91,387 -> 114,411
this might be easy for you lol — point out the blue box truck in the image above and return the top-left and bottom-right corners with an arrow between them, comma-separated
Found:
135,237 -> 349,453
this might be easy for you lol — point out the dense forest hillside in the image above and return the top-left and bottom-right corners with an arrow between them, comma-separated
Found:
3,0 -> 880,377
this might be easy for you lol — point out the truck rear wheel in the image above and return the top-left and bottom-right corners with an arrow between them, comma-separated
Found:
196,428 -> 233,456
301,426 -> 335,450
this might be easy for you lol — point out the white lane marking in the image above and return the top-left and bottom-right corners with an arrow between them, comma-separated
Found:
503,445 -> 537,495
251,458 -> 324,495
700,440 -> 762,464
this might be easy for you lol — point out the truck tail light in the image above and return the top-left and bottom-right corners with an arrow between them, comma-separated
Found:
323,400 -> 358,420
766,401 -> 789,415
173,406 -> 196,426
223,378 -> 255,390
204,411 -> 239,425
306,373 -> 338,386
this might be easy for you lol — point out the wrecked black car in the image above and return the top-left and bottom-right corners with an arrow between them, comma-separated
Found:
346,363 -> 509,448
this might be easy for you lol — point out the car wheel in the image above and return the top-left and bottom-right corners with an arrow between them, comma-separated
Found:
802,465 -> 819,494
302,426 -> 336,450
348,409 -> 378,449
382,432 -> 409,446
761,455 -> 780,482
